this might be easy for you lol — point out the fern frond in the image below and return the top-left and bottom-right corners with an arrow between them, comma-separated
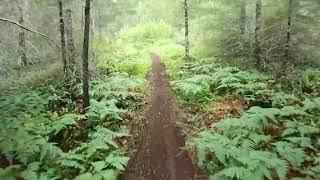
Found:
273,141 -> 306,167
105,151 -> 129,171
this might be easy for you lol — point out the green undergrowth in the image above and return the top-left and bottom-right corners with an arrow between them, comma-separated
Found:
172,58 -> 320,180
95,21 -> 180,78
0,74 -> 146,180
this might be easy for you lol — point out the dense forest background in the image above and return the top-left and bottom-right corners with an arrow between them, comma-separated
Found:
1,0 -> 319,92
0,0 -> 319,179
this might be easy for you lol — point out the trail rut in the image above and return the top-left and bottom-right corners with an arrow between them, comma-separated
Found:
121,54 -> 197,180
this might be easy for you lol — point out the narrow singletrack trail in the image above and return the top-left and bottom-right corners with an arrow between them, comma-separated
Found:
121,54 -> 197,180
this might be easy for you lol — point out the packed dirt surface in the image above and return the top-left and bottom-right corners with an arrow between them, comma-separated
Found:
121,54 -> 200,180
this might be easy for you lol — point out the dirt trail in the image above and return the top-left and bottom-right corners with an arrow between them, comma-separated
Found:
121,54 -> 197,180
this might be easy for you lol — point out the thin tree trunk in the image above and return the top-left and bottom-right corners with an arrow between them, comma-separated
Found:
65,9 -> 77,75
240,1 -> 246,36
82,0 -> 91,109
81,6 -> 85,38
90,16 -> 95,37
57,0 -> 67,75
98,7 -> 102,39
17,0 -> 27,67
254,0 -> 262,70
184,0 -> 190,61
284,0 -> 293,69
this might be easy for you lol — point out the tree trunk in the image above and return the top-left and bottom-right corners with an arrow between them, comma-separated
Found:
283,0 -> 293,72
254,0 -> 262,70
184,0 -> 190,61
240,1 -> 246,36
90,16 -> 95,37
98,7 -> 102,39
17,0 -> 27,67
65,9 -> 77,76
81,7 -> 85,37
57,0 -> 67,76
82,0 -> 91,109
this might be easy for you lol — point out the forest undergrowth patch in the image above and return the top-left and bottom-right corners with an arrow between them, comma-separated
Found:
0,74 -> 146,180
169,57 -> 320,180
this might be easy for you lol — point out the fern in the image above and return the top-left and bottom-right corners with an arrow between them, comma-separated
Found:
86,99 -> 127,126
105,151 -> 130,171
0,128 -> 62,164
273,141 -> 306,167
282,120 -> 319,137
181,61 -> 320,180
188,130 -> 288,180
189,99 -> 319,179
271,92 -> 300,108
90,76 -> 144,101
0,75 -> 136,179
60,127 -> 129,180
51,113 -> 85,135
173,75 -> 213,102
20,162 -> 41,180
222,150 -> 287,180
75,169 -> 119,180
303,97 -> 320,114
0,165 -> 22,180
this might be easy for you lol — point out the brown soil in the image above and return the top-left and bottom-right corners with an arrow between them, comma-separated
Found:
121,54 -> 201,180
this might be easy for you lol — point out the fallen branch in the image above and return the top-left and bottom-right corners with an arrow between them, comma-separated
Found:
0,17 -> 47,37
0,17 -> 59,48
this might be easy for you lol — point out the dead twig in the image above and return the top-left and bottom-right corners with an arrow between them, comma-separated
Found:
0,17 -> 59,48
0,17 -> 47,37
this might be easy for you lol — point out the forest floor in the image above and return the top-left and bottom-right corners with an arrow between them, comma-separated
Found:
121,54 -> 204,180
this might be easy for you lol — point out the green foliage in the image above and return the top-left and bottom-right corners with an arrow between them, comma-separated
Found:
90,76 -> 145,102
60,127 -> 129,180
172,60 -> 271,103
188,131 -> 288,180
303,97 -> 320,114
96,21 -> 178,78
152,43 -> 185,79
118,21 -> 175,44
183,59 -> 320,180
0,75 -> 143,179
188,95 -> 320,179
301,69 -> 320,95
173,75 -> 213,102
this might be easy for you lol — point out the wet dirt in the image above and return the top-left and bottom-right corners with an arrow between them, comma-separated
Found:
120,54 -> 199,180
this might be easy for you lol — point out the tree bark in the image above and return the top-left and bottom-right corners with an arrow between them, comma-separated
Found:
284,0 -> 293,68
16,0 -> 27,67
184,0 -> 190,61
254,0 -> 262,70
57,0 -> 67,76
82,0 -> 91,109
65,9 -> 77,76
